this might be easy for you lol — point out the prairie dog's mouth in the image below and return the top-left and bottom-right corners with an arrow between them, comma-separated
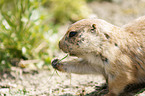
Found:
60,48 -> 75,56
69,53 -> 76,56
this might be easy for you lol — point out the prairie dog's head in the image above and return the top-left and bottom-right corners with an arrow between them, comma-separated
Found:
59,19 -> 118,57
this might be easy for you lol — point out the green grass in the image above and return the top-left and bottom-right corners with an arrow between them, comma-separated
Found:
0,0 -> 52,71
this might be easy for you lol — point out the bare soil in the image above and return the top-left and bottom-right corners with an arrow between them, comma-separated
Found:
0,67 -> 106,96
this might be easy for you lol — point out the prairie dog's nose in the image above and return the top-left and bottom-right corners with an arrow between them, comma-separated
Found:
59,41 -> 62,50
59,39 -> 68,53
58,40 -> 63,50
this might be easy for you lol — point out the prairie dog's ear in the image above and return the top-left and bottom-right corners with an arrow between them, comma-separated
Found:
91,24 -> 97,33
92,24 -> 97,30
91,24 -> 100,34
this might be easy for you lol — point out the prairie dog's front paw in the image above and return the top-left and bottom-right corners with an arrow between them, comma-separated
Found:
51,59 -> 59,69
51,59 -> 65,72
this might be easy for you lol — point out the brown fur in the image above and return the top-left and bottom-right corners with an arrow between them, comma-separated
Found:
52,16 -> 145,96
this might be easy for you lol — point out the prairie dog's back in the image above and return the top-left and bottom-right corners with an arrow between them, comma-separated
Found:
122,16 -> 145,41
121,16 -> 145,82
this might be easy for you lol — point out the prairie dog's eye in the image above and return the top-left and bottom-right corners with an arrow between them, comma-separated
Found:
69,31 -> 77,38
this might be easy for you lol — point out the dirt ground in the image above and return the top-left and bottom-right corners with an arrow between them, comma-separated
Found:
0,67 -> 106,96
1,0 -> 145,96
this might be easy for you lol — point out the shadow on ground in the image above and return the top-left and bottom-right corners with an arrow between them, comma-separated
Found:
59,84 -> 145,96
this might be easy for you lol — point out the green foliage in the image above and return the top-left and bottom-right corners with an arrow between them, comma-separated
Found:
86,0 -> 112,2
49,0 -> 92,24
0,0 -> 54,71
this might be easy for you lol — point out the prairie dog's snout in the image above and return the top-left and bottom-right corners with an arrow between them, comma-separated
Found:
59,39 -> 68,53
58,41 -> 62,50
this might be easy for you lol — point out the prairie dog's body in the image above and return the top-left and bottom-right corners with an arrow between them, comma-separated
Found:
52,16 -> 145,96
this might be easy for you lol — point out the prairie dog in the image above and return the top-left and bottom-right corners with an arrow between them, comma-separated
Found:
52,16 -> 145,96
